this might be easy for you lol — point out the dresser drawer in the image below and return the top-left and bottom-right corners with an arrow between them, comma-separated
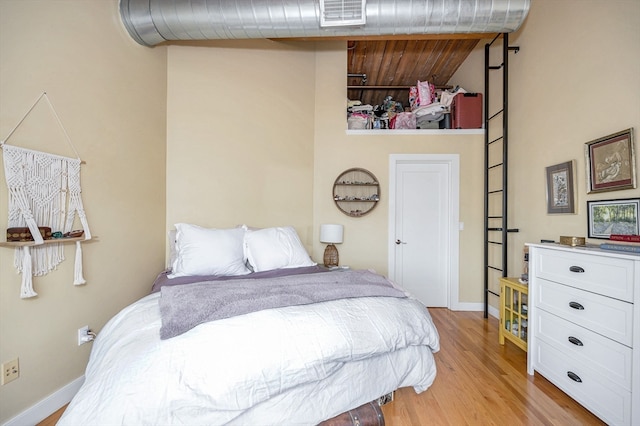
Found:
532,340 -> 631,426
535,249 -> 634,302
536,278 -> 633,346
534,310 -> 632,390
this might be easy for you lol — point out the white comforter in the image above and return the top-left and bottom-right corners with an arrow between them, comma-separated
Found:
59,291 -> 440,425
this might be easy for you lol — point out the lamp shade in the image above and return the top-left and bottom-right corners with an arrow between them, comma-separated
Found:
319,224 -> 343,244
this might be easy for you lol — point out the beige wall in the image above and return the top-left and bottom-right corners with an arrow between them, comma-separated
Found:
312,42 -> 486,304
165,39 -> 486,304
0,1 -> 166,423
510,1 -> 639,269
1,0 -> 639,422
162,0 -> 639,314
451,0 -> 640,307
507,0 -> 640,275
166,41 -> 317,248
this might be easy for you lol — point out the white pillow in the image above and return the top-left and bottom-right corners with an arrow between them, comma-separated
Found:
245,226 -> 316,272
169,223 -> 250,278
167,229 -> 177,269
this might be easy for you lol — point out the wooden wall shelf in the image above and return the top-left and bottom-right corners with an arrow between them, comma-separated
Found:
333,168 -> 380,217
0,236 -> 96,248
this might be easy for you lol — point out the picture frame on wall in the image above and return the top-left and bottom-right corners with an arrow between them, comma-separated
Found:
585,128 -> 636,193
587,198 -> 640,239
545,160 -> 576,214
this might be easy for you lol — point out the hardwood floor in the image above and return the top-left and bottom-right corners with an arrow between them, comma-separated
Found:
37,405 -> 66,426
381,308 -> 605,425
38,308 -> 605,425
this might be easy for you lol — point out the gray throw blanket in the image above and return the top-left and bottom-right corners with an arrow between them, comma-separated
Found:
159,269 -> 406,339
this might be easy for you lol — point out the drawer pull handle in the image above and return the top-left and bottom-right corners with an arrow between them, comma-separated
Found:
569,266 -> 585,273
569,301 -> 584,310
567,371 -> 582,383
568,336 -> 584,346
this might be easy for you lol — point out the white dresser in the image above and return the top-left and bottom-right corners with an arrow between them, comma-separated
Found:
527,243 -> 640,425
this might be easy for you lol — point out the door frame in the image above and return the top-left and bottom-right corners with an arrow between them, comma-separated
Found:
388,154 -> 460,310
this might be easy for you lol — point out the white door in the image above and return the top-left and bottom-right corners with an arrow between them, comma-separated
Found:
388,154 -> 460,308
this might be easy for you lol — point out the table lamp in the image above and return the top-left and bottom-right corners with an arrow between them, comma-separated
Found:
320,224 -> 343,267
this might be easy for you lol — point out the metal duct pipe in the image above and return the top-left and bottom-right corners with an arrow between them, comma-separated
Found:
119,0 -> 530,47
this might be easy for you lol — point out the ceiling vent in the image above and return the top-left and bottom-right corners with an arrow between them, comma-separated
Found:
320,0 -> 366,27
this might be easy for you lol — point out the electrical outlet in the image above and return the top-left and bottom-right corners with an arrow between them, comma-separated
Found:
1,358 -> 19,385
78,325 -> 90,346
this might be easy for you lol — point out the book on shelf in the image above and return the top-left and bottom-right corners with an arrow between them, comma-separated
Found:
600,243 -> 640,254
609,234 -> 640,242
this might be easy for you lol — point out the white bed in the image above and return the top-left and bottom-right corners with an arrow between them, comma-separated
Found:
58,224 -> 440,425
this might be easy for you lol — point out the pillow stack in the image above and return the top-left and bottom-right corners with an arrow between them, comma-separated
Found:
168,223 -> 315,278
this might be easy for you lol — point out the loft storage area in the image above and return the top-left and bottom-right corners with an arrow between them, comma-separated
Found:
346,80 -> 483,130
116,1 -> 530,132
346,39 -> 484,131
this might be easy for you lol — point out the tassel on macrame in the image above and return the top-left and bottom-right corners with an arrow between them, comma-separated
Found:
74,241 -> 86,285
20,247 -> 37,299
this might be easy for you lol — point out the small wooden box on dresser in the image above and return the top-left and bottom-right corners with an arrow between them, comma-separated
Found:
527,243 -> 640,426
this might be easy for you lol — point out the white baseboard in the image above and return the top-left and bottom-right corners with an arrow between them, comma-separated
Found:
449,301 -> 499,319
2,376 -> 84,426
487,304 -> 499,319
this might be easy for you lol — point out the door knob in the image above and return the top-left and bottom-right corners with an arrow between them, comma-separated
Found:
395,239 -> 407,245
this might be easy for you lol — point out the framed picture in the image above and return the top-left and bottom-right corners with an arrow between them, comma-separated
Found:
545,160 -> 576,214
587,198 -> 640,239
585,128 -> 636,193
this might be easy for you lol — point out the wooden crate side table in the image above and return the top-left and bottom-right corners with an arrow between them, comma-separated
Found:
499,277 -> 528,352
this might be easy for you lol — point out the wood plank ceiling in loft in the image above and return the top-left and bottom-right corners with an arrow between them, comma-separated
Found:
347,37 -> 484,109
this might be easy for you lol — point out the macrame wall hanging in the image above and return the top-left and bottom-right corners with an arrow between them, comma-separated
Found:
1,92 -> 92,299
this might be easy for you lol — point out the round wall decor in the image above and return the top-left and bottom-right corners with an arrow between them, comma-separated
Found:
333,168 -> 380,217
